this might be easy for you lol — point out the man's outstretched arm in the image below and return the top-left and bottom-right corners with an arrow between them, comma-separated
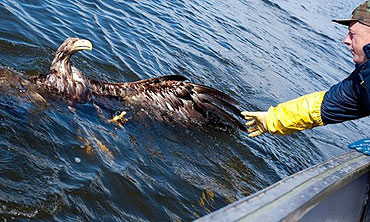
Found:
242,91 -> 326,137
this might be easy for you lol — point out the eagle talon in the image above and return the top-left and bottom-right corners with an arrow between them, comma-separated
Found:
109,111 -> 128,128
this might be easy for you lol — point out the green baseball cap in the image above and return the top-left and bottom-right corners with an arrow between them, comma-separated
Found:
332,1 -> 370,26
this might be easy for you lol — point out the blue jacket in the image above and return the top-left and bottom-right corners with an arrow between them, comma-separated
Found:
321,44 -> 370,124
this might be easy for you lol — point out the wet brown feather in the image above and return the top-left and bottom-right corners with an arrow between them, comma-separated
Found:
89,75 -> 247,131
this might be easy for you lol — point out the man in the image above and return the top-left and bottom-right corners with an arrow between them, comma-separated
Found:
241,1 -> 370,154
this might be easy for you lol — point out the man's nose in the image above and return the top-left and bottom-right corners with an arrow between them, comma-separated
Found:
343,34 -> 351,45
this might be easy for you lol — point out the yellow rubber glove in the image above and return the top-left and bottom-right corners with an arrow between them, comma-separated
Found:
242,91 -> 326,137
241,111 -> 268,137
265,91 -> 326,135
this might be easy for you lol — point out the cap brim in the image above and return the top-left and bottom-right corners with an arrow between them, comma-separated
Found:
332,19 -> 358,26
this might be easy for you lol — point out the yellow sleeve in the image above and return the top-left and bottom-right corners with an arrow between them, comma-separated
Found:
266,91 -> 326,136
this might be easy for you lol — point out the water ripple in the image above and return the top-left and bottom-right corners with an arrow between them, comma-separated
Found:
0,0 -> 367,221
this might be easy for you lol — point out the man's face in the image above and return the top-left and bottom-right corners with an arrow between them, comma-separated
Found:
343,21 -> 370,64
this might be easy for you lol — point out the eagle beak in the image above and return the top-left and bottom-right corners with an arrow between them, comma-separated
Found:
73,39 -> 93,51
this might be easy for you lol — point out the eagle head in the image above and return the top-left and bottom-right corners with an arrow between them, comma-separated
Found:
40,38 -> 93,102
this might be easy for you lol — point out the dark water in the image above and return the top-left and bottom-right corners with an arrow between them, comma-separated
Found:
0,0 -> 368,221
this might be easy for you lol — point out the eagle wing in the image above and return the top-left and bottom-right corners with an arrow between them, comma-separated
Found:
89,75 -> 246,131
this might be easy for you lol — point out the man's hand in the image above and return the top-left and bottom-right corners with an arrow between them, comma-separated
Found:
241,111 -> 268,137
